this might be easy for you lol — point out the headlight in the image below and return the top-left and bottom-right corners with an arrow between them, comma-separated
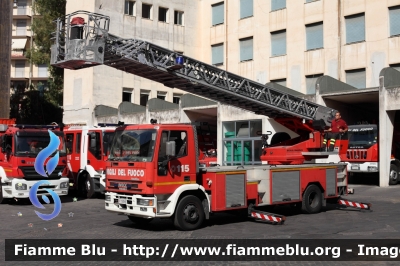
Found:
60,182 -> 69,189
105,195 -> 111,201
15,183 -> 27,190
137,198 -> 154,206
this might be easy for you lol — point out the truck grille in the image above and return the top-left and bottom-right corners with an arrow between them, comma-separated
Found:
346,149 -> 368,160
107,179 -> 143,192
19,166 -> 65,180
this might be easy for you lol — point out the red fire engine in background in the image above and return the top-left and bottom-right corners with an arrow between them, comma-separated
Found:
341,123 -> 400,185
0,119 -> 69,203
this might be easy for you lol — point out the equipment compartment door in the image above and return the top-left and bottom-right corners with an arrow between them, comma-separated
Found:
272,171 -> 300,202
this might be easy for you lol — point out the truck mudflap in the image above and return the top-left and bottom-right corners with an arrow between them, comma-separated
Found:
337,198 -> 371,210
250,209 -> 286,225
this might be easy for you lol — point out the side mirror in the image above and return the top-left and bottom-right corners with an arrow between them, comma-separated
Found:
88,132 -> 97,149
166,141 -> 176,157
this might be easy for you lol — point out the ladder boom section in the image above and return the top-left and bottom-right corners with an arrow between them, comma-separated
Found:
50,11 -> 335,127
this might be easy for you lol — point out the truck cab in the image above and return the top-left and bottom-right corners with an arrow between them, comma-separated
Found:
342,124 -> 400,185
64,125 -> 116,197
105,124 -> 200,221
0,124 -> 69,202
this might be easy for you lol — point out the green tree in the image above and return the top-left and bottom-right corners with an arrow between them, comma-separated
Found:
19,0 -> 66,124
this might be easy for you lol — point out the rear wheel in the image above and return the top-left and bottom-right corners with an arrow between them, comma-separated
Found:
301,184 -> 322,214
389,164 -> 398,185
79,173 -> 95,198
128,216 -> 153,225
174,195 -> 205,231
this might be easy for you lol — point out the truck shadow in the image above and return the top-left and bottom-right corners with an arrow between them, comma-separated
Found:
348,173 -> 379,186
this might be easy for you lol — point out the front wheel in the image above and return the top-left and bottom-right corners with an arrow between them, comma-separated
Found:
174,195 -> 205,231
78,174 -> 95,198
389,164 -> 398,185
128,216 -> 153,225
301,184 -> 322,214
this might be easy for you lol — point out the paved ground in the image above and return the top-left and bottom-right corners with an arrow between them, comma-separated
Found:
1,177 -> 400,266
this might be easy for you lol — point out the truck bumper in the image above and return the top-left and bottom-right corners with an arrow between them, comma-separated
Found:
1,177 -> 69,199
105,192 -> 167,218
347,162 -> 378,173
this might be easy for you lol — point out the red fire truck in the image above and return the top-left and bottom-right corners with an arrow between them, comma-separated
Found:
64,125 -> 116,197
50,11 -> 370,230
342,124 -> 400,185
0,120 -> 69,203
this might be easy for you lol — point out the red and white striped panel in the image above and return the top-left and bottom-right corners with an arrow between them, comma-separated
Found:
338,199 -> 370,209
251,212 -> 283,223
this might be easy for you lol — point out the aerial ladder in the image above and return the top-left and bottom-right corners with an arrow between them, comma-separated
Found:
50,11 -> 370,228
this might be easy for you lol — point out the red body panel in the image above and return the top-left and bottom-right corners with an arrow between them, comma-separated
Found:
0,124 -> 67,179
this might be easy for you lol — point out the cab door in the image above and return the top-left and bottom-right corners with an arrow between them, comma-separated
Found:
156,129 -> 197,193
87,130 -> 103,169
66,131 -> 81,185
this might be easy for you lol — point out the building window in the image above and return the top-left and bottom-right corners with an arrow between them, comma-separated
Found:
37,64 -> 48,77
222,120 -> 262,166
140,90 -> 150,106
345,13 -> 365,44
212,2 -> 224,26
271,30 -> 286,56
124,1 -> 136,16
270,78 -> 286,87
211,43 -> 224,65
271,0 -> 286,11
240,37 -> 253,62
173,94 -> 182,104
159,7 -> 168,23
240,0 -> 253,19
306,74 -> 323,94
15,61 -> 25,77
17,0 -> 27,15
174,10 -> 184,25
389,6 -> 400,36
346,69 -> 366,89
142,3 -> 153,19
306,22 -> 323,50
123,88 -> 133,102
16,20 -> 27,36
157,91 -> 166,100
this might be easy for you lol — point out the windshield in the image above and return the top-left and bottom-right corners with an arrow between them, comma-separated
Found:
15,135 -> 67,157
348,126 -> 377,149
109,129 -> 157,162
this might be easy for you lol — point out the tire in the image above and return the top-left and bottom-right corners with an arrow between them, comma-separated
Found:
78,173 -> 95,198
0,181 -> 3,204
301,184 -> 323,214
389,164 -> 398,185
128,216 -> 153,225
174,195 -> 205,231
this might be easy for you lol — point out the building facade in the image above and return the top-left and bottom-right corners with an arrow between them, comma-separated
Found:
11,0 -> 49,101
